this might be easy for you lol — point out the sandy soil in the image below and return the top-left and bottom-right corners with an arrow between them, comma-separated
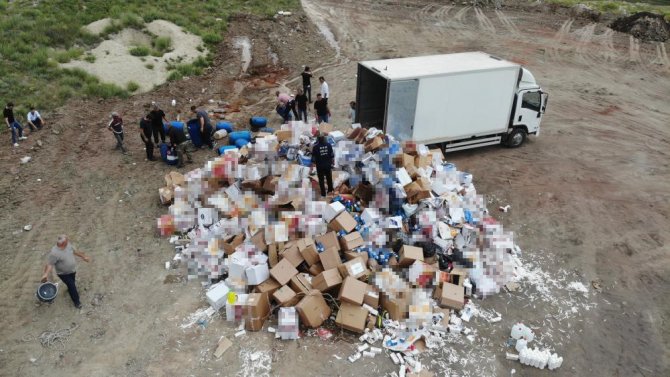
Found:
1,1 -> 669,376
63,20 -> 207,92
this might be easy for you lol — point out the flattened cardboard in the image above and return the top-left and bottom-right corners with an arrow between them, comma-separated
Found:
319,246 -> 342,271
295,290 -> 331,328
399,245 -> 424,267
338,276 -> 368,305
329,211 -> 357,233
312,268 -> 342,292
335,302 -> 368,334
245,293 -> 270,331
270,258 -> 298,286
272,285 -> 299,307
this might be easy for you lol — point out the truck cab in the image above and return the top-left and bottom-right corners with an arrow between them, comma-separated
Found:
507,68 -> 548,147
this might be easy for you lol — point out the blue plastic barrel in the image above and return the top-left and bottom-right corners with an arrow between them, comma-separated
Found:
187,119 -> 203,148
229,131 -> 252,144
216,121 -> 233,133
259,127 -> 274,133
217,145 -> 238,155
160,143 -> 169,162
250,117 -> 267,128
234,138 -> 249,148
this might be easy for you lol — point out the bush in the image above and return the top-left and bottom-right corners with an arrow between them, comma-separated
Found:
120,12 -> 144,29
129,46 -> 150,56
126,81 -> 140,92
153,36 -> 172,53
54,48 -> 85,63
202,33 -> 222,45
84,82 -> 128,99
145,63 -> 154,69
84,54 -> 96,63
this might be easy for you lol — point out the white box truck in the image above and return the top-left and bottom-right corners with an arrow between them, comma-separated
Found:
355,52 -> 548,151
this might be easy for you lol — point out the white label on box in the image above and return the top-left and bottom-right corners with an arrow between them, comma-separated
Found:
350,262 -> 365,276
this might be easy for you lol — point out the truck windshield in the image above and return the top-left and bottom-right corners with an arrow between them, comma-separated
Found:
522,91 -> 541,112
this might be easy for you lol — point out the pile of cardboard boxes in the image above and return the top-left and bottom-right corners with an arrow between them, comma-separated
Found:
158,121 -> 519,354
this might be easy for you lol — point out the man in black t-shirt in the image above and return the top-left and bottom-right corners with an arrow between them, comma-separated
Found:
4,102 -> 27,147
139,114 -> 155,161
149,103 -> 168,144
313,94 -> 330,124
311,134 -> 334,197
295,88 -> 308,122
301,66 -> 313,103
167,123 -> 192,168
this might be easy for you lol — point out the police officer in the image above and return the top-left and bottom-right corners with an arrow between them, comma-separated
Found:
311,134 -> 334,197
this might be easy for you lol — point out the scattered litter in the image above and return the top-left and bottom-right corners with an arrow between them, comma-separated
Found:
499,205 -> 511,212
234,329 -> 246,337
213,337 -> 232,358
20,156 -> 31,164
567,281 -> 589,294
23,225 -> 32,231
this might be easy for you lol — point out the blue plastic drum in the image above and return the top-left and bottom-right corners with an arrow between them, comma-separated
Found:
216,121 -> 233,133
217,145 -> 238,155
229,131 -> 252,144
250,116 -> 267,129
234,138 -> 249,148
187,119 -> 203,148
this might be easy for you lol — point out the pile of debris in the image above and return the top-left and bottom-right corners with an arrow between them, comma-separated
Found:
610,11 -> 670,42
156,120 -> 562,373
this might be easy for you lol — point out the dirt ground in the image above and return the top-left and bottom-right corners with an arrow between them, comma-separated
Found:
1,1 -> 668,376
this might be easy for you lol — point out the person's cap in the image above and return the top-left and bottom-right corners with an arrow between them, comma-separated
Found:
111,111 -> 119,117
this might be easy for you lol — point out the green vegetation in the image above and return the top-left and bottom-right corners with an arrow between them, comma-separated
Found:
129,45 -> 151,56
126,81 -> 140,92
153,36 -> 172,53
84,54 -> 96,63
0,0 -> 299,116
545,0 -> 670,20
145,63 -> 154,70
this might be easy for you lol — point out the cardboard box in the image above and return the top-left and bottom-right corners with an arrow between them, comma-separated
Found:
344,251 -> 369,263
312,268 -> 342,292
270,258 -> 298,286
268,243 -> 279,267
338,257 -> 369,280
361,208 -> 381,225
395,153 -> 415,169
280,243 -> 304,267
440,282 -> 465,310
323,201 -> 345,223
315,232 -> 339,251
272,285 -> 299,307
449,267 -> 468,286
340,232 -> 364,251
245,293 -> 270,331
335,302 -> 368,333
223,234 -> 245,255
319,246 -> 342,270
251,230 -> 267,252
206,281 -> 230,311
165,171 -> 185,187
338,276 -> 368,305
381,294 -> 408,321
254,278 -> 281,296
353,183 -> 374,203
364,289 -> 380,308
295,290 -> 331,328
329,211 -> 357,233
297,238 -> 319,266
262,176 -> 278,194
275,129 -> 292,142
245,263 -> 270,285
158,187 -> 173,205
318,123 -> 333,134
364,135 -> 384,152
289,274 -> 313,295
415,154 -> 431,168
399,245 -> 424,267
307,262 -> 324,276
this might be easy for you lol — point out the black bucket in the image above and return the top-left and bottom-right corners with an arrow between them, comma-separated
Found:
36,282 -> 58,303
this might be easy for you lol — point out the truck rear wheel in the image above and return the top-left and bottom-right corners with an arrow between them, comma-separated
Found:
506,128 -> 526,148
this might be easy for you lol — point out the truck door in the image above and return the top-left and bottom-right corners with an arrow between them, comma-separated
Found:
386,79 -> 419,141
513,90 -> 542,134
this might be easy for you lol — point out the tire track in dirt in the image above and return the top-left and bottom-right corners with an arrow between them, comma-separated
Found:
494,9 -> 521,37
473,7 -> 496,34
573,23 -> 600,67
651,42 -> 670,67
547,18 -> 574,62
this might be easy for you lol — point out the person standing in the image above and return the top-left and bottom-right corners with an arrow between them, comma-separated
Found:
311,134 -> 334,197
149,103 -> 168,144
139,114 -> 155,161
314,94 -> 330,124
191,106 -> 214,149
295,88 -> 308,122
301,66 -> 313,103
4,102 -> 27,147
319,76 -> 329,105
108,112 -> 126,153
41,235 -> 91,309
167,123 -> 192,168
26,106 -> 45,131
348,101 -> 356,123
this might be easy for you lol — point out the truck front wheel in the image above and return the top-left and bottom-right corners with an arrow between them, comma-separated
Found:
506,128 -> 527,148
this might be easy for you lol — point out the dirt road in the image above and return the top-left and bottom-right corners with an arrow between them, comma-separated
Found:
0,1 -> 668,376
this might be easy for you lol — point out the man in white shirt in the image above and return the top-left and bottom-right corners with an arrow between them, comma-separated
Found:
319,76 -> 329,105
26,106 -> 45,131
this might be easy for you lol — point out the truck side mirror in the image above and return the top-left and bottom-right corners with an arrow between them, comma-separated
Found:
541,93 -> 549,114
